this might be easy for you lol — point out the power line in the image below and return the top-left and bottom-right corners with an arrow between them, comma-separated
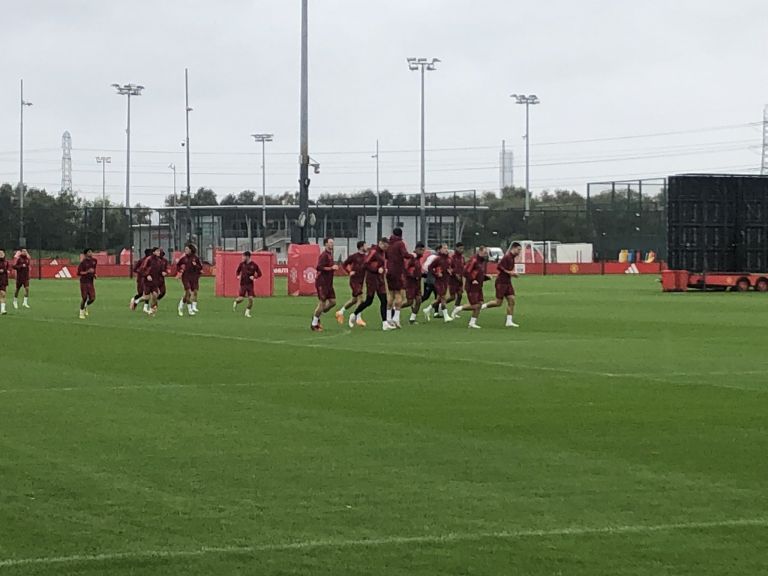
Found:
61,121 -> 760,157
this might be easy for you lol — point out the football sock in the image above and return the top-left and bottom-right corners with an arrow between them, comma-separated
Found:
311,316 -> 319,327
481,303 -> 488,310
409,312 -> 416,321
393,309 -> 401,323
469,317 -> 477,327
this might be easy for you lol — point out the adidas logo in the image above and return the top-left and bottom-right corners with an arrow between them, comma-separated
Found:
625,263 -> 639,274
54,267 -> 72,279
49,259 -> 58,266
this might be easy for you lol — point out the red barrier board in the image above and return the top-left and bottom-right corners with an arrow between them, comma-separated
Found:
214,251 -> 275,298
288,244 -> 321,296
518,262 -> 664,275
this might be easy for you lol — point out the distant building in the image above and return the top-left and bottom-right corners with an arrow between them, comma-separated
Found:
158,204 -> 485,264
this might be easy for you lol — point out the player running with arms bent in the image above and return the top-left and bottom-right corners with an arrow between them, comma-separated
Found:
336,240 -> 368,327
423,244 -> 454,323
177,244 -> 203,316
385,227 -> 411,328
483,242 -> 522,327
351,237 -> 392,331
452,246 -> 488,328
0,250 -> 10,315
311,238 -> 338,332
233,251 -> 262,318
403,242 -> 426,324
13,248 -> 31,310
77,248 -> 97,319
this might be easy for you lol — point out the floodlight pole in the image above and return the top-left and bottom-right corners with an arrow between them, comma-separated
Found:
373,139 -> 381,239
297,0 -> 310,244
252,133 -> 274,251
511,93 -> 540,218
408,57 -> 439,245
185,68 -> 193,242
169,163 -> 177,250
19,79 -> 32,247
96,156 -> 111,247
112,83 -> 144,213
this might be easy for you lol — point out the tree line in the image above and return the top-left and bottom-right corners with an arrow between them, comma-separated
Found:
0,181 -> 665,255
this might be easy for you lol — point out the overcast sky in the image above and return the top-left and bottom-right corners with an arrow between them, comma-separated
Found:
1,0 -> 767,206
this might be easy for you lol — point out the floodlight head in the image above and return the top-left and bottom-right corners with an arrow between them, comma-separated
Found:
511,93 -> 539,105
113,83 -> 145,96
251,133 -> 274,143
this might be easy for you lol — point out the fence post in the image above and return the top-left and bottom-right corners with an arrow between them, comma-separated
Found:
542,210 -> 547,276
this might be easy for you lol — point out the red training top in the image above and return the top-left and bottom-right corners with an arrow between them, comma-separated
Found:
315,249 -> 335,288
237,261 -> 262,286
496,252 -> 517,286
77,257 -> 98,284
385,235 -> 410,276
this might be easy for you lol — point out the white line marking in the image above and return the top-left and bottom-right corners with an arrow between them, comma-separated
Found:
0,518 -> 764,569
8,316 -> 766,393
0,378 -> 405,395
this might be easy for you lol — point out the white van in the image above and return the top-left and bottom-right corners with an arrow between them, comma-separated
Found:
487,247 -> 504,263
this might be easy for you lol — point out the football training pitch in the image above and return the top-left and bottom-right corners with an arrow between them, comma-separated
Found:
1,276 -> 766,575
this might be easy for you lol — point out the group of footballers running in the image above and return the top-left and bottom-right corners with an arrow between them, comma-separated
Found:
2,233 -> 521,330
128,243 -> 204,317
311,227 -> 522,331
0,248 -> 32,315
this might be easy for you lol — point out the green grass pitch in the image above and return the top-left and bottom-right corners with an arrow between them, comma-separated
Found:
0,275 -> 766,575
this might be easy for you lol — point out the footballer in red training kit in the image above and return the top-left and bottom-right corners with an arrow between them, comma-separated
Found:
311,237 -> 338,331
424,243 -> 454,323
483,241 -> 522,327
385,227 -> 411,328
403,241 -> 426,325
233,251 -> 262,318
336,240 -> 368,327
447,242 -> 465,318
177,243 -> 203,316
13,248 -> 31,310
351,237 -> 391,331
0,249 -> 10,315
130,248 -> 153,313
77,248 -> 97,319
138,247 -> 166,315
452,246 -> 488,328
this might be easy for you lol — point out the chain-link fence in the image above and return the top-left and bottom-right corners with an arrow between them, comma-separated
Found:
1,204 -> 665,271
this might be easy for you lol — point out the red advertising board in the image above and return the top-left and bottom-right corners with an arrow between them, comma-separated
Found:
214,250 -> 275,298
287,243 -> 321,296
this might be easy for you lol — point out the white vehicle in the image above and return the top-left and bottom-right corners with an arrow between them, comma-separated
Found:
487,247 -> 504,262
